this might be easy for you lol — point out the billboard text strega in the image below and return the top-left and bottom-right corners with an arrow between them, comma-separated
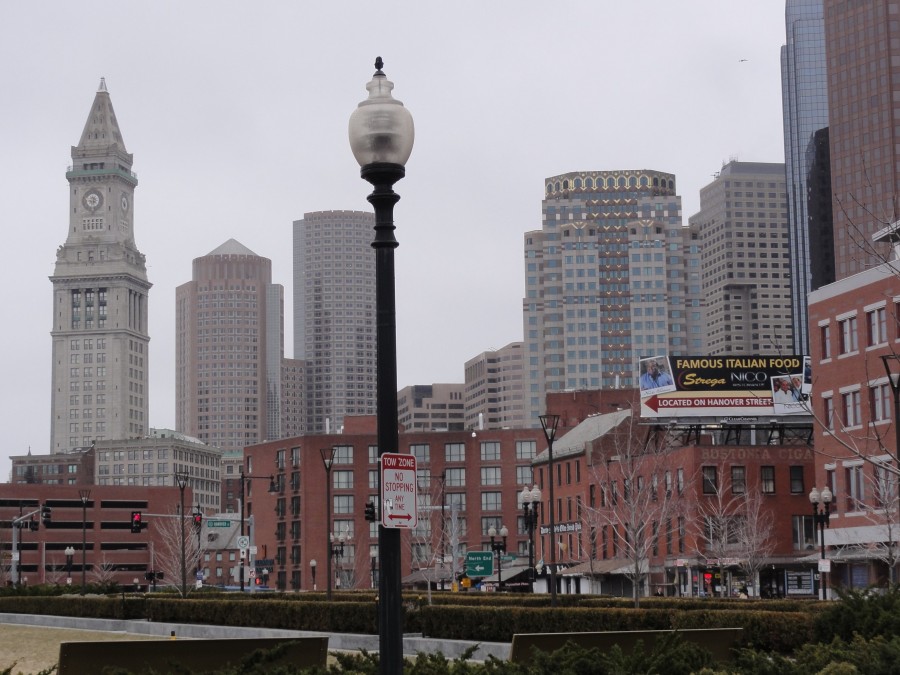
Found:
638,354 -> 811,418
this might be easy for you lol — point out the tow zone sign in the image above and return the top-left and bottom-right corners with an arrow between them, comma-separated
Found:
381,453 -> 418,529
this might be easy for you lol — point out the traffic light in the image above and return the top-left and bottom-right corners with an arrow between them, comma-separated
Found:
130,511 -> 143,534
364,501 -> 376,522
41,505 -> 52,526
29,518 -> 39,532
193,512 -> 203,530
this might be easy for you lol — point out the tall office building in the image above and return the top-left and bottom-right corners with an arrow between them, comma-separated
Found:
689,162 -> 793,354
50,79 -> 150,453
464,342 -> 525,430
523,171 -> 694,425
825,1 -> 900,278
293,211 -> 376,434
175,239 -> 284,455
781,0 -> 831,353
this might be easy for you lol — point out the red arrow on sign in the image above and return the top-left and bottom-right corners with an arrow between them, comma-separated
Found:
389,513 -> 412,521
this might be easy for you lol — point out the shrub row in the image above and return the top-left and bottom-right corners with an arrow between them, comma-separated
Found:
0,593 -> 817,655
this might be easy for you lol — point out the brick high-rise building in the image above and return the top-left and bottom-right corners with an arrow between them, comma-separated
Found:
50,79 -> 150,453
824,1 -> 900,278
175,240 -> 284,456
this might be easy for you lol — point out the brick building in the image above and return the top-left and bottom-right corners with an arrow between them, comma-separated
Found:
808,257 -> 900,589
532,411 -> 817,598
243,420 -> 545,592
0,484 -> 192,589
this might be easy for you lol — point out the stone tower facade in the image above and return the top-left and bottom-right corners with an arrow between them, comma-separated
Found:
49,79 -> 151,453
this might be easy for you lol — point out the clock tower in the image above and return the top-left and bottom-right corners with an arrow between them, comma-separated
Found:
49,79 -> 151,454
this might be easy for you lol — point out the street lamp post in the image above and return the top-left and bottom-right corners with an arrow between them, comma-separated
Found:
349,55 -> 414,675
238,470 -> 277,591
539,414 -> 561,607
520,485 -> 542,592
881,354 -> 900,465
64,545 -> 75,585
79,489 -> 90,595
809,486 -> 833,600
488,525 -> 509,591
320,446 -> 338,600
310,559 -> 317,591
330,530 -> 351,590
175,472 -> 189,598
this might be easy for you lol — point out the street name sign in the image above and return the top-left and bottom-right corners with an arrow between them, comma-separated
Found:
207,520 -> 231,528
381,452 -> 418,529
466,551 -> 493,577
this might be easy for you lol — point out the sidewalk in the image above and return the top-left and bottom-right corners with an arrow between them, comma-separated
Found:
0,612 -> 510,662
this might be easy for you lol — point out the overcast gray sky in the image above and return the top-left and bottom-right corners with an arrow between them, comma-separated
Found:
1,1 -> 788,478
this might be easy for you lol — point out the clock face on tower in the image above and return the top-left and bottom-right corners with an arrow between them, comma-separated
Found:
121,194 -> 129,211
82,189 -> 104,212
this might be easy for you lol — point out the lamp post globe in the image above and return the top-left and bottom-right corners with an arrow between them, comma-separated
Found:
349,56 -> 414,675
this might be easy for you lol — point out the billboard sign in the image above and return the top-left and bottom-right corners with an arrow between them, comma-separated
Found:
639,354 -> 812,418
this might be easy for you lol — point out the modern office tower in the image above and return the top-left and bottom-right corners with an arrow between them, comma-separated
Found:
293,211 -> 377,434
464,342 -> 525,430
523,171 -> 689,425
397,384 -> 466,431
175,239 -> 284,455
280,358 -> 305,439
689,162 -> 793,355
824,1 -> 900,278
781,0 -> 831,353
50,79 -> 150,453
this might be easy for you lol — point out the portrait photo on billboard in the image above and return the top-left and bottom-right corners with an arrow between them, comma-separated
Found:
639,355 -> 676,394
771,373 -> 806,415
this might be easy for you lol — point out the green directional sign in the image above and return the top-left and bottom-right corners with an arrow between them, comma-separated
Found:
206,520 -> 232,528
466,551 -> 494,577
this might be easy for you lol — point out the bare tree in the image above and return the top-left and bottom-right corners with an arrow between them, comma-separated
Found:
693,469 -> 745,597
89,554 -> 118,585
153,509 -> 203,597
735,490 -> 776,596
583,414 -> 688,607
45,553 -> 68,586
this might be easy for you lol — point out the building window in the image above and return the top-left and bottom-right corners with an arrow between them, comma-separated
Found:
871,383 -> 892,423
410,444 -> 430,464
823,395 -> 835,431
444,443 -> 465,462
839,316 -> 858,354
333,495 -> 354,514
481,491 -> 501,511
820,324 -> 831,359
333,470 -> 353,489
731,466 -> 746,494
842,390 -> 862,427
792,515 -> 816,550
334,446 -> 353,464
867,307 -> 887,346
445,467 -> 465,487
480,442 -> 500,461
760,466 -> 775,494
481,467 -> 501,485
516,440 -> 536,460
516,466 -> 533,485
702,466 -> 717,494
789,466 -> 804,494
845,464 -> 864,512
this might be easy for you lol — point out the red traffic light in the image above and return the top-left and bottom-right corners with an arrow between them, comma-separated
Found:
131,511 -> 143,534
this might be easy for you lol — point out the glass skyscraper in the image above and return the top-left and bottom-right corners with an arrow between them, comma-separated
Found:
781,0 -> 830,353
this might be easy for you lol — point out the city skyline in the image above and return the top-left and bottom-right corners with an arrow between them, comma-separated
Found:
0,2 -> 788,477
